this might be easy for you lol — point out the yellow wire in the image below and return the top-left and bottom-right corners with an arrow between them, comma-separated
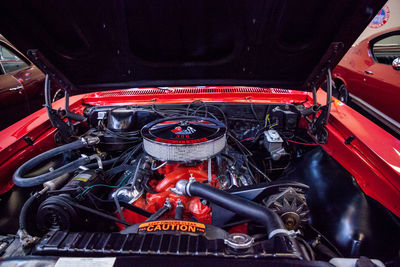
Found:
269,123 -> 278,129
265,114 -> 269,127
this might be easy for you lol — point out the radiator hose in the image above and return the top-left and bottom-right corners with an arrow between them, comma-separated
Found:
175,180 -> 289,238
13,137 -> 99,187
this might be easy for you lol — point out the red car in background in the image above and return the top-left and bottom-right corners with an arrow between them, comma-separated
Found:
332,27 -> 400,135
0,35 -> 46,131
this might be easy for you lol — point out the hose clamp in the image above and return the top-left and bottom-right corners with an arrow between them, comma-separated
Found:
80,154 -> 103,169
176,198 -> 184,208
80,154 -> 89,160
17,229 -> 39,248
81,136 -> 100,146
89,154 -> 103,169
171,175 -> 196,196
164,198 -> 172,209
186,174 -> 196,197
268,228 -> 292,239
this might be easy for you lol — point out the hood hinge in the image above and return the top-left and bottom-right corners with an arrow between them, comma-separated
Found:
305,42 -> 344,91
27,49 -> 77,93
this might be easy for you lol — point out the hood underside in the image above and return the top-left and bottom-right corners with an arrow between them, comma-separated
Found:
0,0 -> 385,93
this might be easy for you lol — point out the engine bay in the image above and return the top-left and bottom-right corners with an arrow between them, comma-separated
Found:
3,101 -> 399,266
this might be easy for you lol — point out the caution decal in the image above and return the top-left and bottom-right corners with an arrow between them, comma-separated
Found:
138,220 -> 205,234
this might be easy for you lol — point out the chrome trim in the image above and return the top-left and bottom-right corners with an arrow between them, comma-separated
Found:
349,93 -> 400,135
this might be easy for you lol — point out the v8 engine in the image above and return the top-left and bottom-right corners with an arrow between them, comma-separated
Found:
7,102 -> 398,266
115,116 -> 228,226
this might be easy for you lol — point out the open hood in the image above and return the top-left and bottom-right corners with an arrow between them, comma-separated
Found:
0,0 -> 385,94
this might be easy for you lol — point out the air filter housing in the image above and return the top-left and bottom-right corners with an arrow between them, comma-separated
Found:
141,116 -> 227,162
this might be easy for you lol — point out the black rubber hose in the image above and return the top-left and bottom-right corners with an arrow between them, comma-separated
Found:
13,140 -> 90,187
85,157 -> 120,169
187,182 -> 286,237
175,203 -> 184,220
145,203 -> 170,222
19,192 -> 41,230
67,200 -> 133,226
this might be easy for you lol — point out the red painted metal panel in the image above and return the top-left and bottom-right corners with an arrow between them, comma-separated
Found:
316,90 -> 400,217
0,95 -> 84,194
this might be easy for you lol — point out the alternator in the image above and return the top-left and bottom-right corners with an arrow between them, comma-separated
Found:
264,187 -> 309,230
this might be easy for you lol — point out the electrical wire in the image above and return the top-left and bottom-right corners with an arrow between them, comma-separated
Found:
240,136 -> 256,142
68,200 -> 132,226
239,123 -> 278,143
204,174 -> 228,183
246,97 -> 261,124
104,128 -> 140,140
152,103 -> 169,117
287,140 -> 320,146
227,133 -> 266,184
247,160 -> 271,182
86,192 -> 152,218
111,143 -> 142,169
228,133 -> 253,157
245,159 -> 257,184
113,187 -> 127,223
153,102 -> 226,124
186,100 -> 206,116
130,158 -> 143,188
192,103 -> 228,126
264,113 -> 271,127
152,101 -> 259,131
80,172 -> 131,196
193,106 -> 219,121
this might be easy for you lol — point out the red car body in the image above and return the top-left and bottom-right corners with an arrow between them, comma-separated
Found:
1,87 -> 399,218
333,27 -> 400,133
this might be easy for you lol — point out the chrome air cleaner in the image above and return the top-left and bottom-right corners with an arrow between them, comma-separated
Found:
141,116 -> 227,162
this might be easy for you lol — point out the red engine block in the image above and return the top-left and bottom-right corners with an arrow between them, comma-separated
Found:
119,161 -> 218,228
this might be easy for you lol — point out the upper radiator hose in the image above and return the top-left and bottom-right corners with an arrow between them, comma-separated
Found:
174,180 -> 289,238
13,137 -> 99,187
